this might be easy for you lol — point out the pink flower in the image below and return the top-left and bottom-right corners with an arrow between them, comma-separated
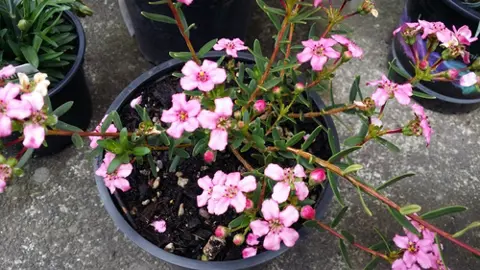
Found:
178,0 -> 193,5
393,22 -> 420,36
246,233 -> 259,246
213,38 -> 248,58
436,29 -> 471,64
0,179 -> 6,193
411,104 -> 432,146
95,152 -> 132,194
453,25 -> 478,45
460,72 -> 477,87
89,115 -> 118,149
331,35 -> 363,58
151,219 -> 167,233
198,97 -> 233,151
391,259 -> 421,270
297,38 -> 340,71
0,83 -> 23,137
129,95 -> 142,108
211,172 -> 257,215
23,123 -> 45,149
242,247 -> 257,258
264,164 -> 309,203
253,99 -> 266,113
249,199 -> 300,250
371,117 -> 383,127
0,65 -> 15,80
309,168 -> 326,184
418,20 -> 446,39
215,225 -> 229,238
0,164 -> 12,193
197,171 -> 227,213
313,0 -> 322,7
367,75 -> 413,107
161,93 -> 201,138
300,205 -> 316,220
180,60 -> 226,92
393,231 -> 434,269
429,244 -> 447,270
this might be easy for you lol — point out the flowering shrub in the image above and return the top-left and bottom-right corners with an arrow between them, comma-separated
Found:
1,0 -> 480,268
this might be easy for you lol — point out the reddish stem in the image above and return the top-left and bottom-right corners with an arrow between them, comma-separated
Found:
4,137 -> 23,148
431,59 -> 444,70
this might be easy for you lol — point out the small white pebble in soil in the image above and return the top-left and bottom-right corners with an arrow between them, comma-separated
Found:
141,199 -> 150,206
152,177 -> 160,189
177,177 -> 189,188
151,197 -> 157,202
175,172 -> 183,177
156,160 -> 163,170
152,116 -> 158,123
178,203 -> 185,216
165,243 -> 175,253
157,191 -> 162,197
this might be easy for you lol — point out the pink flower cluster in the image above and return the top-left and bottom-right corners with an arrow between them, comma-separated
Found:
95,152 -> 132,194
197,170 -> 256,215
264,164 -> 309,203
197,97 -> 234,151
180,60 -> 226,92
367,75 -> 413,107
392,219 -> 445,270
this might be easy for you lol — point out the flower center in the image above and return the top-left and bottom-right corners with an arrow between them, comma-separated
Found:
31,111 -> 47,125
0,100 -> 6,113
216,116 -> 231,130
227,42 -> 235,49
0,164 -> 12,178
178,111 -> 188,122
284,168 -> 295,184
225,185 -> 238,198
197,71 -> 209,82
407,241 -> 418,253
269,219 -> 284,233
314,45 -> 324,56
383,82 -> 397,94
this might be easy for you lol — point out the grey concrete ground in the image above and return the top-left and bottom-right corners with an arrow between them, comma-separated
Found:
1,0 -> 479,269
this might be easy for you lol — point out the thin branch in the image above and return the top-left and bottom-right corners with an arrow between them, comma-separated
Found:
46,130 -> 132,137
288,104 -> 358,118
147,144 -> 191,151
229,145 -> 254,172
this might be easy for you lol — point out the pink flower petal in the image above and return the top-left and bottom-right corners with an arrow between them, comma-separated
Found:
208,129 -> 228,151
242,247 -> 257,258
198,80 -> 215,92
246,233 -> 260,245
22,92 -> 44,111
272,181 -> 291,203
151,220 -> 167,233
394,89 -> 411,105
181,60 -> 201,76
183,117 -> 199,132
201,60 -> 219,72
263,232 -> 281,251
313,0 -> 322,7
261,199 -> 280,220
214,97 -> 234,116
264,164 -> 285,181
23,123 -> 45,149
198,175 -> 213,190
114,178 -> 131,192
279,227 -> 299,247
230,192 -> 247,213
180,76 -> 198,91
239,175 -> 257,192
166,121 -> 185,139
197,110 -> 218,129
393,234 -> 409,249
7,99 -> 32,120
116,163 -> 133,178
129,96 -> 142,108
185,99 -> 201,116
310,55 -> 328,71
0,83 -> 20,101
296,48 -> 313,63
250,220 -> 270,237
391,259 -> 407,270
460,72 -> 477,87
371,88 -> 390,107
212,170 -> 227,185
294,181 -> 309,201
197,190 -> 210,207
293,164 -> 306,178
160,108 -> 177,123
403,251 -> 417,268
210,67 -> 227,85
279,205 -> 299,227
0,115 -> 12,137
211,184 -> 227,200
214,196 -> 230,215
226,172 -> 241,186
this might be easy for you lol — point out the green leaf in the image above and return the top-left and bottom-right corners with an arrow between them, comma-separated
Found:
363,257 -> 381,270
331,206 -> 349,228
328,146 -> 362,163
327,128 -> 338,154
17,148 -> 34,168
341,230 -> 355,244
301,125 -> 322,150
52,101 -> 73,117
452,221 -> 480,238
303,220 -> 323,230
388,60 -> 411,79
399,204 -> 422,215
252,135 -> 266,150
308,22 -> 317,38
192,138 -> 208,156
387,207 -> 420,236
169,51 -> 193,61
147,154 -> 158,177
262,77 -> 282,90
357,186 -> 373,216
274,140 -> 287,150
71,133 -> 84,149
374,228 -> 392,253
168,155 -> 181,172
141,11 -> 176,24
197,38 -> 217,58
228,214 -> 250,228
55,120 -> 83,132
297,198 -> 316,206
374,137 -> 400,153
133,147 -> 150,156
339,239 -> 352,268
286,131 -> 305,147
327,170 -> 344,207
174,148 -> 190,159
421,206 -> 468,220
343,164 -> 363,175
376,172 -> 415,191
412,90 -> 436,99
343,136 -> 364,147
111,111 -> 123,130
107,156 -> 122,174
435,235 -> 447,269
349,76 -> 360,103
20,46 -> 39,68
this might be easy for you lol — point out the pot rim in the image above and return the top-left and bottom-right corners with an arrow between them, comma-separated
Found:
94,51 -> 339,269
49,10 -> 86,97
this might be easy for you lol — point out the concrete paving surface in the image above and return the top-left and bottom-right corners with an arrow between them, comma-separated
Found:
1,0 -> 479,269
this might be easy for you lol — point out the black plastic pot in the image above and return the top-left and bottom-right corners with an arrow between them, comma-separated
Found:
389,0 -> 480,113
124,0 -> 253,65
94,52 -> 340,269
36,11 -> 92,156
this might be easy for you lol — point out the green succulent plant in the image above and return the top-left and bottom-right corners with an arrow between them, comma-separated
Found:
0,0 -> 92,81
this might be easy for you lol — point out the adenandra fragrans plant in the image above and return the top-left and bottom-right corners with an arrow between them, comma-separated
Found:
1,0 -> 480,268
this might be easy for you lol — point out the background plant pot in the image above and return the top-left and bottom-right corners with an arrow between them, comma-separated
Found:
388,0 -> 480,113
94,52 -> 340,269
122,0 -> 253,65
35,11 -> 92,156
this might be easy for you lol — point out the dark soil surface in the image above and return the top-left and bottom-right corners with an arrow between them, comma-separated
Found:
114,75 -> 332,261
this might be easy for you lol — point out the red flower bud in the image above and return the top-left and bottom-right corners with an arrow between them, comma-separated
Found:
272,86 -> 282,95
254,100 -> 266,113
419,60 -> 428,70
300,205 -> 316,220
215,226 -> 229,238
245,199 -> 254,209
310,168 -> 326,184
447,69 -> 459,80
233,234 -> 245,246
204,150 -> 215,163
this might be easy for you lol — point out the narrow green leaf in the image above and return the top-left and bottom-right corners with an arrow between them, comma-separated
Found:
374,228 -> 392,253
133,147 -> 150,156
55,120 -> 83,132
399,204 -> 422,215
339,239 -> 352,268
376,172 -> 415,191
262,77 -> 282,90
17,148 -> 34,168
301,125 -> 322,150
192,138 -> 208,156
388,60 -> 411,79
343,164 -> 363,175
141,11 -> 176,24
343,136 -> 364,147
452,221 -> 480,238
357,186 -> 373,216
435,235 -> 447,269
107,156 -> 122,174
147,154 -> 158,177
387,207 -> 420,236
327,128 -> 338,154
20,45 -> 39,68
331,206 -> 349,228
374,137 -> 400,153
252,135 -> 266,150
52,101 -> 73,117
328,146 -> 362,163
327,170 -> 344,206
341,230 -> 355,244
197,38 -> 218,58
71,133 -> 84,149
286,131 -> 306,147
303,220 -> 323,230
363,257 -> 381,270
412,90 -> 436,99
228,214 -> 250,228
349,76 -> 360,103
308,22 -> 317,38
421,206 -> 468,220
111,111 -> 123,130
168,155 -> 181,172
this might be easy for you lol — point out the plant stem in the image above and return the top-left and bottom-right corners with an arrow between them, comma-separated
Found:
280,23 -> 296,79
266,146 -> 480,257
315,220 -> 390,261
4,137 -> 23,147
46,130 -> 131,137
431,58 -> 444,71
147,144 -> 191,151
288,104 -> 357,118
166,0 -> 200,64
229,145 -> 254,172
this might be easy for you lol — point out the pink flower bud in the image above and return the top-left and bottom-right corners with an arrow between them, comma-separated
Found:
215,226 -> 229,238
233,234 -> 245,246
203,150 -> 215,163
254,100 -> 266,113
301,205 -> 316,220
310,168 -> 326,184
272,86 -> 282,95
342,51 -> 353,61
447,69 -> 459,80
419,60 -> 428,70
245,199 -> 254,209
295,82 -> 305,92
